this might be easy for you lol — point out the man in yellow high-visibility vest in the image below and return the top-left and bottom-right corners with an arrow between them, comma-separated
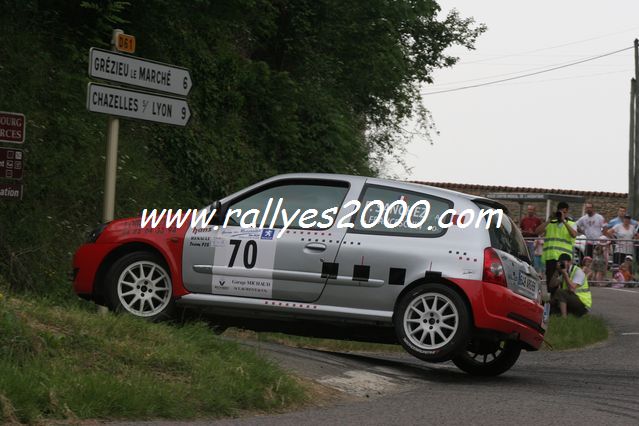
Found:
536,201 -> 578,294
550,253 -> 592,317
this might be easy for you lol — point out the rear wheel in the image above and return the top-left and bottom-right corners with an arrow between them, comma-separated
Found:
105,251 -> 175,321
395,283 -> 471,363
452,339 -> 522,376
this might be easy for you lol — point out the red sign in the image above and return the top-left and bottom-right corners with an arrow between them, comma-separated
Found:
0,147 -> 24,180
0,182 -> 23,200
0,111 -> 25,144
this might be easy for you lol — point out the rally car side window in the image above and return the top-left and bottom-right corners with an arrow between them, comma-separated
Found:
351,185 -> 453,237
226,181 -> 349,229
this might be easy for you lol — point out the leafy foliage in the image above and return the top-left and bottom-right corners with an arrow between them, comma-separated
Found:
0,0 -> 483,293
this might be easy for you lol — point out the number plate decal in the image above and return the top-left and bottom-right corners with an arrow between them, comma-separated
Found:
518,271 -> 538,298
211,228 -> 277,298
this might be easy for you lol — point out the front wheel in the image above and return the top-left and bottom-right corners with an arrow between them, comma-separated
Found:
105,251 -> 175,321
452,339 -> 522,376
395,283 -> 471,363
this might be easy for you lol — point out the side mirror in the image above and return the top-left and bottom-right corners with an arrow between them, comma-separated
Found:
211,200 -> 225,225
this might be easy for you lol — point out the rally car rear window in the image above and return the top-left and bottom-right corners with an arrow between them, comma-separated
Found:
351,185 -> 453,237
476,202 -> 531,263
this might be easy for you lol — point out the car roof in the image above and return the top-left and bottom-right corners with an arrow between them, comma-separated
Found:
223,173 -> 508,212
271,173 -> 477,201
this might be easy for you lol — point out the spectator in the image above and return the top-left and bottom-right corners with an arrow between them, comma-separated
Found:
605,207 -> 637,229
591,241 -> 608,285
611,260 -> 632,288
605,208 -> 638,263
533,238 -> 544,277
575,203 -> 605,257
536,202 -> 578,294
520,205 -> 542,255
612,268 -> 626,289
605,215 -> 637,266
622,255 -> 634,281
550,253 -> 592,317
581,256 -> 593,281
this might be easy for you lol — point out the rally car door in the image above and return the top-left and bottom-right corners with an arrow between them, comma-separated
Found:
206,178 -> 357,302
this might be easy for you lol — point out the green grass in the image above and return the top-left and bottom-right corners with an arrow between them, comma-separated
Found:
225,328 -> 403,353
544,315 -> 609,350
0,294 -> 306,424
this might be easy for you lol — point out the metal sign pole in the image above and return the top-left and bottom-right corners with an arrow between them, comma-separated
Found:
633,39 -> 639,219
630,78 -> 636,217
102,29 -> 123,223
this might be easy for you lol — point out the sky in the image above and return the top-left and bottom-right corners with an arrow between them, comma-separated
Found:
395,0 -> 639,193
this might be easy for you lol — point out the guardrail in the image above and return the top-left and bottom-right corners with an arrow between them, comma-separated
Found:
523,236 -> 639,287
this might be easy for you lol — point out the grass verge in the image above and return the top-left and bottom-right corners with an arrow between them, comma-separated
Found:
224,328 -> 403,353
227,314 -> 610,354
544,315 -> 608,350
0,294 -> 306,424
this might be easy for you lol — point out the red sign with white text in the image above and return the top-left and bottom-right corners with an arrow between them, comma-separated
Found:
0,111 -> 25,144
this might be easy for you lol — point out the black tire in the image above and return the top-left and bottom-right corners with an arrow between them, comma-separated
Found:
105,251 -> 175,321
394,283 -> 471,363
452,339 -> 522,376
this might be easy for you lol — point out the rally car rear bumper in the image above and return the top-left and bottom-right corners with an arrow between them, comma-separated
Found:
451,278 -> 545,350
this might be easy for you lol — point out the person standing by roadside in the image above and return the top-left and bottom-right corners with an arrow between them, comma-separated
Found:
605,207 -> 637,229
604,207 -> 637,267
520,205 -> 542,256
605,215 -> 638,266
576,203 -> 605,258
536,202 -> 578,294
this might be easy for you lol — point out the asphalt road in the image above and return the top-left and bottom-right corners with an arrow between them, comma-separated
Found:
115,287 -> 639,425
219,287 -> 639,425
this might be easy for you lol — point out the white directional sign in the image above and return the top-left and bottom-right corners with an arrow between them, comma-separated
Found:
88,48 -> 192,97
86,83 -> 191,126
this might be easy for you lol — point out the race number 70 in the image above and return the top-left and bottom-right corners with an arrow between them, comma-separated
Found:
228,239 -> 257,269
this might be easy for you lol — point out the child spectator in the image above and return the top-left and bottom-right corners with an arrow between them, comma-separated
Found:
612,262 -> 632,288
612,267 -> 626,289
582,256 -> 593,282
592,243 -> 607,286
622,255 -> 634,281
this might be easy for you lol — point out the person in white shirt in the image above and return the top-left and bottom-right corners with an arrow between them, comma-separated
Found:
576,203 -> 605,258
605,207 -> 637,229
605,215 -> 638,266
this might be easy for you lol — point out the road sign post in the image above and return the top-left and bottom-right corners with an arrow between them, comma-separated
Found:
102,29 -> 123,223
88,29 -> 192,223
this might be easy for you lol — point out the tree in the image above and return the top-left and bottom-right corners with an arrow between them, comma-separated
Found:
0,0 -> 483,292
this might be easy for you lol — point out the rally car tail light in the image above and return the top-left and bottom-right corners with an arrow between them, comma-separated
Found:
483,247 -> 507,287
